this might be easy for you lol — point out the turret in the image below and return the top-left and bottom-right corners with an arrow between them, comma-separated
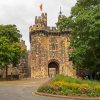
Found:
58,7 -> 65,22
35,13 -> 47,27
29,13 -> 48,32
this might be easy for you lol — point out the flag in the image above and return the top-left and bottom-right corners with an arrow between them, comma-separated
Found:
40,4 -> 42,12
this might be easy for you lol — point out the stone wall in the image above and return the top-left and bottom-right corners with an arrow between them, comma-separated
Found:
30,31 -> 76,78
29,13 -> 76,78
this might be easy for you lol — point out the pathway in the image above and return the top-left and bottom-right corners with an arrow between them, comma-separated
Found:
0,79 -> 73,100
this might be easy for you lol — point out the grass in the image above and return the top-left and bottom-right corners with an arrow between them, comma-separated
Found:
38,74 -> 100,97
52,74 -> 100,87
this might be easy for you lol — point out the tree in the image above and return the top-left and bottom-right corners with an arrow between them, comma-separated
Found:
57,17 -> 73,31
0,37 -> 11,69
57,0 -> 100,72
0,25 -> 25,78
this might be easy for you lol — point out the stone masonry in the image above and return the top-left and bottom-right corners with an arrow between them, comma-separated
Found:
29,13 -> 76,78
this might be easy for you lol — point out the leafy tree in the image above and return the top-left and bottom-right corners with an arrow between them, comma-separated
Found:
0,37 -> 11,69
0,25 -> 25,78
57,17 -> 73,31
57,0 -> 100,72
0,25 -> 21,42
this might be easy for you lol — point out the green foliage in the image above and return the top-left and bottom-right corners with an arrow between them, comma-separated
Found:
71,0 -> 100,16
56,17 -> 73,31
52,74 -> 100,87
0,25 -> 21,42
88,91 -> 100,97
0,37 -> 11,68
0,25 -> 25,69
38,86 -> 57,94
57,0 -> 100,71
38,75 -> 100,97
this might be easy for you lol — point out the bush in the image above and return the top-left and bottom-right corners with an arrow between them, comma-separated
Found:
38,86 -> 55,94
38,74 -> 100,97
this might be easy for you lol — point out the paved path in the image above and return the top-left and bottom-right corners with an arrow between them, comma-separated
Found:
0,79 -> 73,100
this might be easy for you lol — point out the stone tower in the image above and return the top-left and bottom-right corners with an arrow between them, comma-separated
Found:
29,13 -> 76,78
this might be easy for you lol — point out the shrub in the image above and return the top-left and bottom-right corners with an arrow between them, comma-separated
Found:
94,85 -> 100,90
38,74 -> 100,97
37,85 -> 55,94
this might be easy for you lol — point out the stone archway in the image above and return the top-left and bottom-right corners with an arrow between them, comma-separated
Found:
48,60 -> 59,78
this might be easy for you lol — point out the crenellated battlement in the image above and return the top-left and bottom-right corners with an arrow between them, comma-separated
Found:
29,12 -> 58,33
36,13 -> 47,23
29,12 -> 70,34
35,13 -> 47,26
29,13 -> 48,32
29,25 -> 58,33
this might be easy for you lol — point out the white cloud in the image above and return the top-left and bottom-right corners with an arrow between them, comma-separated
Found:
0,0 -> 76,50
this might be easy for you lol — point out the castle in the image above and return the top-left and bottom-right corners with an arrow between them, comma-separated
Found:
29,12 -> 76,78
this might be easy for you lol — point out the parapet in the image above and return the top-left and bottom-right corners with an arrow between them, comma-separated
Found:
35,13 -> 47,26
29,23 -> 45,33
29,13 -> 48,33
29,12 -> 70,34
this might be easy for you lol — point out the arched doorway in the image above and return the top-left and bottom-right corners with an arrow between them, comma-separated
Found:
48,61 -> 59,78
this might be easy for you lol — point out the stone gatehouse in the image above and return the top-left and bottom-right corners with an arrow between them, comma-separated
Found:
29,13 -> 76,78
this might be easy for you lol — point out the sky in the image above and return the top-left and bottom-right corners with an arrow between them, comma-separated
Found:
0,0 -> 77,50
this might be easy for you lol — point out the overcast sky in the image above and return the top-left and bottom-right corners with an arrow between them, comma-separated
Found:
0,0 -> 77,50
